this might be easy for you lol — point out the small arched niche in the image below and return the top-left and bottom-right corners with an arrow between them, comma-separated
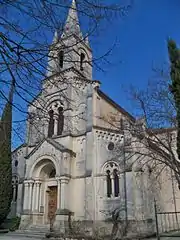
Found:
80,52 -> 85,71
58,50 -> 64,68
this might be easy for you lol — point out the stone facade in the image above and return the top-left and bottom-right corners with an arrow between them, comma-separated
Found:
10,0 -> 179,237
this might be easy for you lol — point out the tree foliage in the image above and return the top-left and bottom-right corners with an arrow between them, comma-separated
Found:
0,80 -> 14,224
168,39 -> 180,159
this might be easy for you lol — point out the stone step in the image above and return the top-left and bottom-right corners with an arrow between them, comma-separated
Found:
17,229 -> 48,233
29,224 -> 49,230
29,228 -> 49,231
7,229 -> 48,239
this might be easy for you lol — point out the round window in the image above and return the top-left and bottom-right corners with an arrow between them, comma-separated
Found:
107,142 -> 114,151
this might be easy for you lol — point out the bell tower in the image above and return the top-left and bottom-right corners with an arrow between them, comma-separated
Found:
47,0 -> 93,80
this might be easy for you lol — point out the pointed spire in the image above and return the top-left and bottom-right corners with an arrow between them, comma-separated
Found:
62,0 -> 82,39
52,30 -> 58,44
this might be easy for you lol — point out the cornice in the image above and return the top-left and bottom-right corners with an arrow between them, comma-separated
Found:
95,128 -> 124,142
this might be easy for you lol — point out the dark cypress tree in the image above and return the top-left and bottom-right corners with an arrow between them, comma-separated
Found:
0,80 -> 14,224
168,40 -> 180,159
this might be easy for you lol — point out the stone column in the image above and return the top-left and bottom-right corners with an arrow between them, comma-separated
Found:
53,115 -> 58,136
60,177 -> 69,210
40,183 -> 45,213
56,178 -> 61,209
17,183 -> 23,215
134,171 -> 143,220
13,185 -> 16,202
23,181 -> 29,211
111,174 -> 115,197
39,183 -> 42,211
32,183 -> 36,212
54,176 -> 70,234
28,180 -> 34,211
35,181 -> 41,212
103,175 -> 107,197
118,174 -> 121,197
119,172 -> 125,197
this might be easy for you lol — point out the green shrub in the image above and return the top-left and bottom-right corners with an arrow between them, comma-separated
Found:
9,217 -> 21,231
0,217 -> 21,231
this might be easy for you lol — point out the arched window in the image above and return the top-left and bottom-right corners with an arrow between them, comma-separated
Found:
106,170 -> 112,198
80,53 -> 85,71
114,169 -> 119,197
48,110 -> 54,137
14,160 -> 18,167
12,176 -> 19,202
104,162 -> 120,198
59,51 -> 64,68
57,106 -> 64,135
47,100 -> 65,137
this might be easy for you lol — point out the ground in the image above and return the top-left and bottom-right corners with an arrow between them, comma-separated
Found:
0,234 -> 42,240
145,237 -> 174,240
0,235 -> 178,240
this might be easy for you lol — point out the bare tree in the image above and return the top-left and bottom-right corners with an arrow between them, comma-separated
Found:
127,69 -> 180,182
95,66 -> 180,237
0,0 -> 131,148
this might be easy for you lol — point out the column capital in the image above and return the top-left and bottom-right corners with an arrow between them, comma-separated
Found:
24,180 -> 29,185
110,174 -> 114,179
24,179 -> 34,185
56,176 -> 61,181
53,114 -> 59,120
34,177 -> 42,181
59,176 -> 70,184
35,180 -> 42,185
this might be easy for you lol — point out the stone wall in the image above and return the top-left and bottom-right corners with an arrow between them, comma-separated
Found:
45,218 -> 155,239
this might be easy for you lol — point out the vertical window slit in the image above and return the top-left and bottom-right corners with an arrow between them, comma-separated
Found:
107,170 -> 112,198
48,110 -> 54,137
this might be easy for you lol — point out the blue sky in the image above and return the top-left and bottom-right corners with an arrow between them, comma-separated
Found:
2,0 -> 180,148
94,0 -> 180,115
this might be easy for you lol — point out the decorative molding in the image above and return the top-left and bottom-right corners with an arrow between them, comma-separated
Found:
25,138 -> 76,159
59,175 -> 70,183
74,78 -> 87,91
94,173 -> 106,178
76,136 -> 86,145
102,161 -> 120,174
93,125 -> 123,134
95,129 -> 124,142
12,144 -> 26,155
24,179 -> 34,184
52,129 -> 87,138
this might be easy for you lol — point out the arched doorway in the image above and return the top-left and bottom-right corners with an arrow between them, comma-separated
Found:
39,161 -> 57,225
30,159 -> 58,225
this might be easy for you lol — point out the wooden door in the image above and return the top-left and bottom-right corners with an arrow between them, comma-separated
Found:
48,186 -> 57,224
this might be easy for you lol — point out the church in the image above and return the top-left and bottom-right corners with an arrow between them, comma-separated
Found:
11,0 -> 180,236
